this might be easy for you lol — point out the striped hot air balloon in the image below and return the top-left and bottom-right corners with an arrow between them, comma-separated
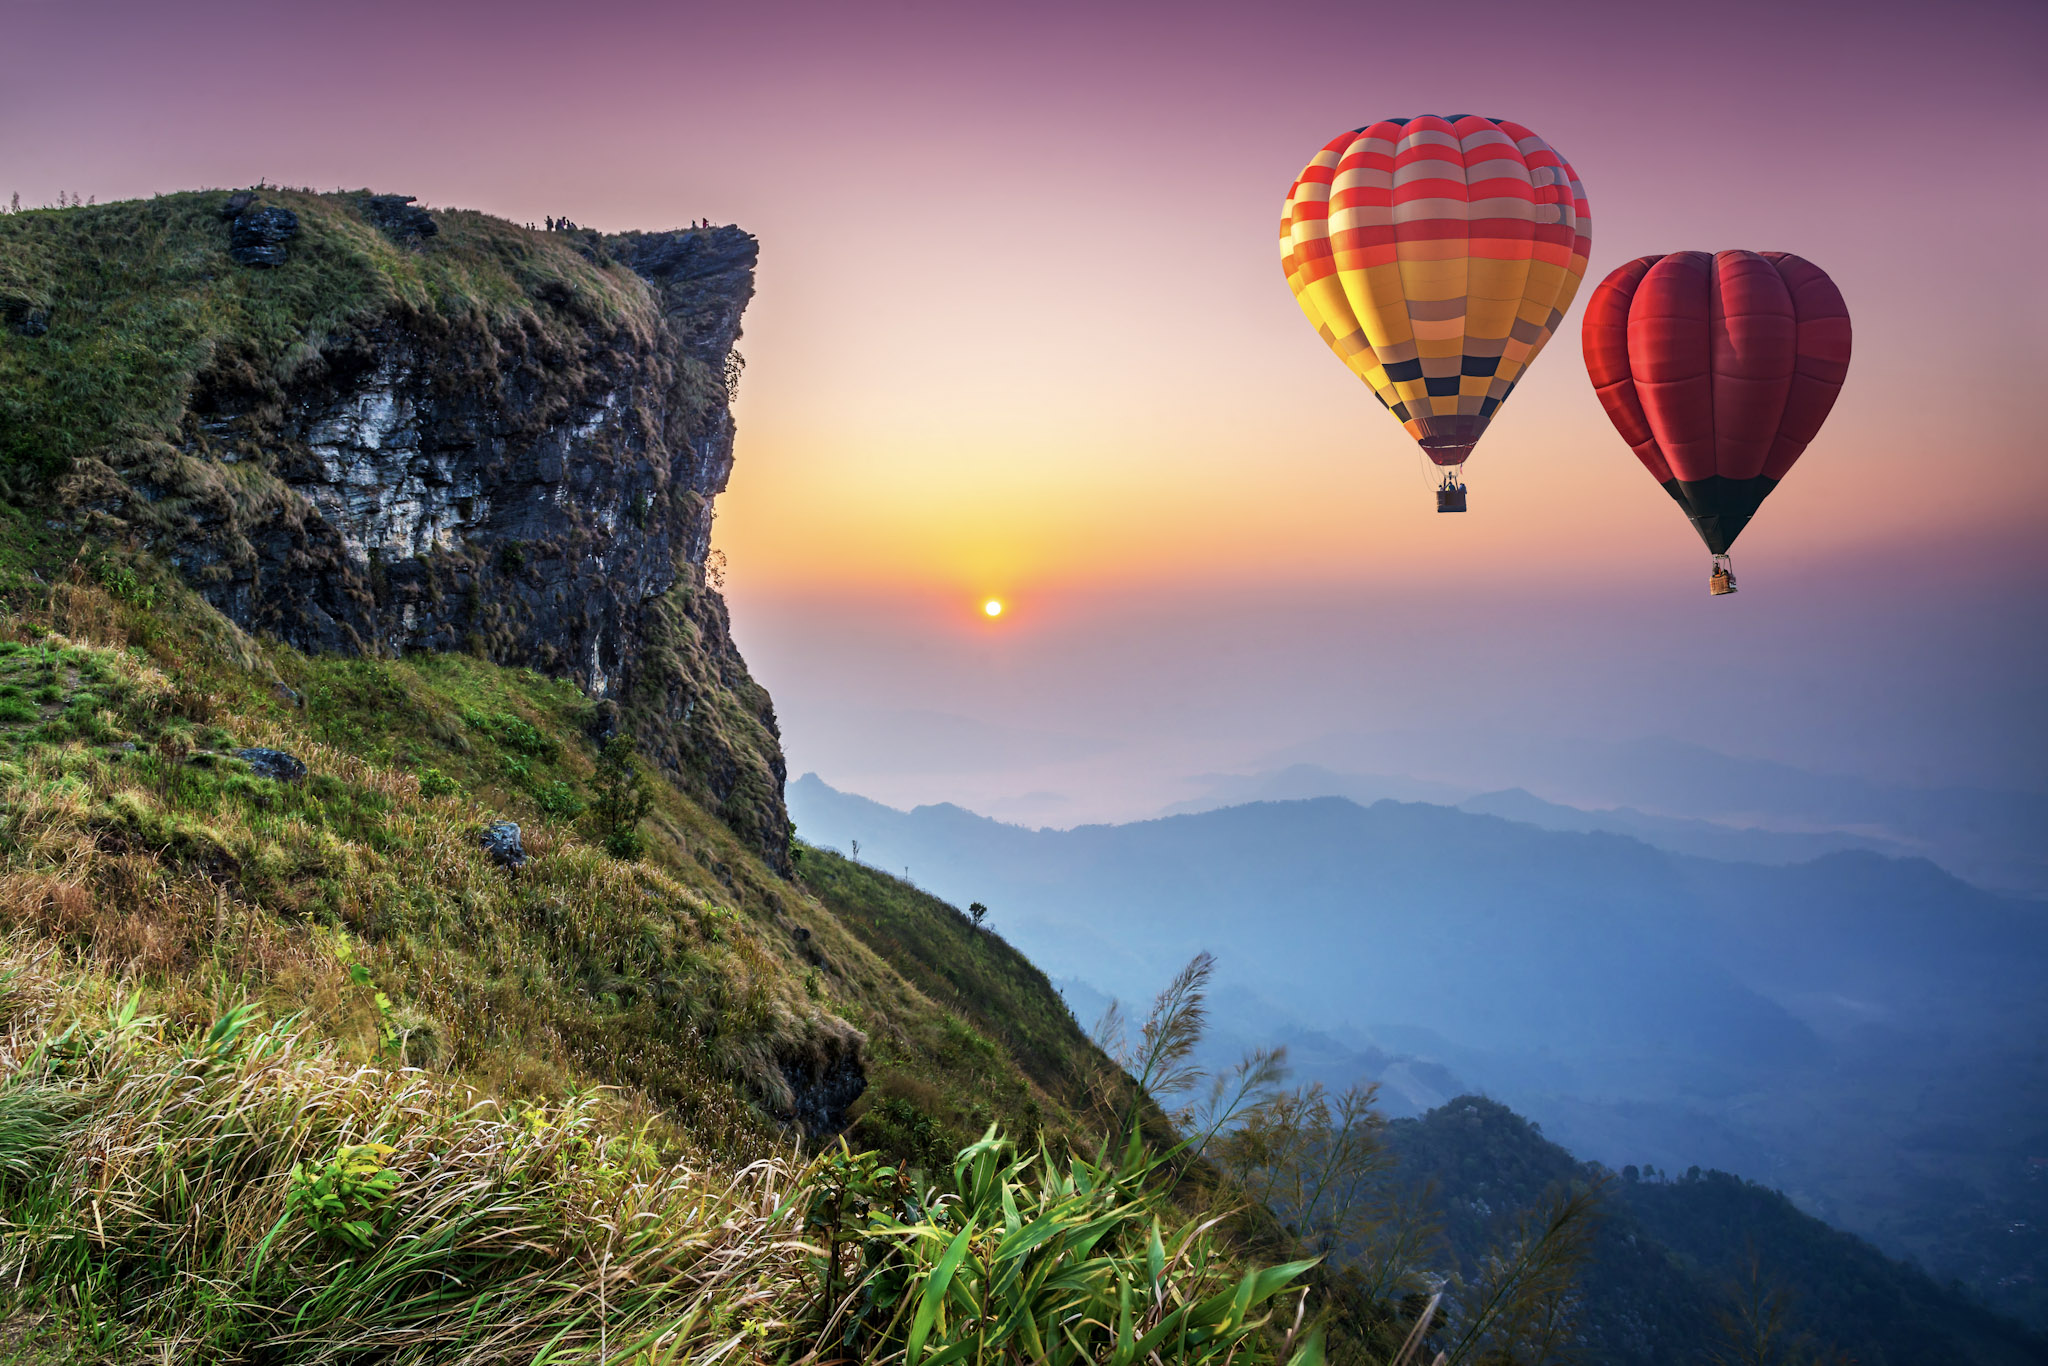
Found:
1281,116 -> 1592,512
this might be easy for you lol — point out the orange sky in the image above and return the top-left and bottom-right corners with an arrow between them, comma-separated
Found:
700,0 -> 2048,608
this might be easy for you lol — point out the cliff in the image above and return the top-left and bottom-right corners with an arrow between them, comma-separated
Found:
0,189 -> 787,863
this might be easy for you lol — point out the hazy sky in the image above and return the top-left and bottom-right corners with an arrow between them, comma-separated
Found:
7,0 -> 2046,817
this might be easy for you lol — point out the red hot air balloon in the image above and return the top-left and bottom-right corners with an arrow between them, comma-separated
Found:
1582,251 -> 1850,593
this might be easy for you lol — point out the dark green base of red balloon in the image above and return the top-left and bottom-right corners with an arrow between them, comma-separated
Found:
1661,474 -> 1779,556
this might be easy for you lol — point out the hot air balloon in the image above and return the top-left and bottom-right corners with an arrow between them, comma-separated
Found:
1281,116 -> 1592,512
1582,251 -> 1851,594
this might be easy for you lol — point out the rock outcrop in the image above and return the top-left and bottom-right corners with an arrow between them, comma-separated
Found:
778,1024 -> 869,1137
357,194 -> 439,244
37,191 -> 788,865
228,207 -> 298,268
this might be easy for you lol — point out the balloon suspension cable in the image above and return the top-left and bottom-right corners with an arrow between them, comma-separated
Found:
1709,554 -> 1737,596
1435,466 -> 1467,514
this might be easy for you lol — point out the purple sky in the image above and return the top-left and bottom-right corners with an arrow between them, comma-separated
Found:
7,0 -> 2045,817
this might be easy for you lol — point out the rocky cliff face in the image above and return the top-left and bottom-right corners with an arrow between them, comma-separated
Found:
27,192 -> 788,863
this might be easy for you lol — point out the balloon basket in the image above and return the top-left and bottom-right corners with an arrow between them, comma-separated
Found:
1709,557 -> 1737,596
1436,483 -> 1467,514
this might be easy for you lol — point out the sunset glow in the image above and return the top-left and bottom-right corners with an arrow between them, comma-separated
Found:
6,0 -> 2040,806
984,599 -> 1004,618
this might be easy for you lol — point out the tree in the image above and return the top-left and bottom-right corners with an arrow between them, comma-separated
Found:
1095,952 -> 1599,1366
1710,1255 -> 1852,1366
969,901 -> 989,930
591,733 -> 654,859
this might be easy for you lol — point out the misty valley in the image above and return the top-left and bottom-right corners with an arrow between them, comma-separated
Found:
792,768 -> 2048,1347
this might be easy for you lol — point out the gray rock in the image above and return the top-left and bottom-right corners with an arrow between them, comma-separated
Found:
236,747 -> 307,781
220,190 -> 258,219
359,195 -> 438,243
480,820 -> 526,868
7,305 -> 49,338
229,207 -> 298,268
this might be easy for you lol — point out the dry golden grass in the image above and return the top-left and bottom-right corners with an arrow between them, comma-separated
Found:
0,939 -> 830,1364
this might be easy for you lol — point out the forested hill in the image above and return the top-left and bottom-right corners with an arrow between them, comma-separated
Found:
1390,1098 -> 2048,1366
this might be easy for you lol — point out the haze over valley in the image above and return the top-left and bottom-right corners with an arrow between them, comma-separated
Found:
791,766 -> 2048,1327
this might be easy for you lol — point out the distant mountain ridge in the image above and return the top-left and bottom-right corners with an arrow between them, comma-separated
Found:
1228,731 -> 2048,895
1160,763 -> 1922,869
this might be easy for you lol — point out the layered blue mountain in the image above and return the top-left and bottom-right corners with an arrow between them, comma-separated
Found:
1206,732 -> 2048,895
790,772 -> 2048,1327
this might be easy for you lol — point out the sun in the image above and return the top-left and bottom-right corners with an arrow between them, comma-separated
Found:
983,599 -> 1004,618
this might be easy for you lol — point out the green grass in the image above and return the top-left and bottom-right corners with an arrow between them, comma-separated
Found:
0,943 -> 1345,1366
0,953 -> 814,1357
800,849 -> 1111,1159
0,190 -> 661,485
0,518 -> 1123,1171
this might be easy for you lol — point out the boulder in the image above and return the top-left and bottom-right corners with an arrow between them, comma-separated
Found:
235,746 -> 307,781
229,207 -> 298,268
480,820 -> 526,868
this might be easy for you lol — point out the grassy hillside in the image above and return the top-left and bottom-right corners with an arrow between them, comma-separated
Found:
0,512 -> 1191,1351
0,514 -> 1116,1156
0,514 -> 1630,1364
796,850 -> 1112,1165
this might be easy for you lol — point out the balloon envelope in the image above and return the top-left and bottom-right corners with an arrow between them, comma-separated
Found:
1582,250 -> 1851,554
1281,115 -> 1592,471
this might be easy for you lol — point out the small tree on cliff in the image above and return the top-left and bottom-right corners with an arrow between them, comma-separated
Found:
592,734 -> 654,859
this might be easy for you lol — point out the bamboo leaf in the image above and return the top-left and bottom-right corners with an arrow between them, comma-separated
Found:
906,1218 -> 976,1366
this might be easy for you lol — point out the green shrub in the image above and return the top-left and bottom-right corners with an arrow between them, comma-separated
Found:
279,1143 -> 403,1252
496,715 -> 553,757
804,1129 -> 1326,1366
95,557 -> 156,609
532,779 -> 585,820
592,733 -> 652,859
416,766 -> 460,798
